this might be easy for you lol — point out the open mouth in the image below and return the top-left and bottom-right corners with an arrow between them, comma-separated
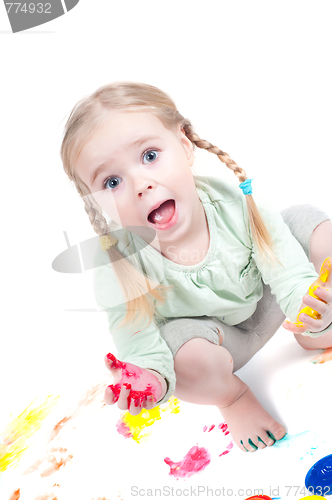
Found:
148,199 -> 176,225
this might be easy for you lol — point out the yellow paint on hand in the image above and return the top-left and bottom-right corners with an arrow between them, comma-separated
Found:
0,396 -> 59,472
294,257 -> 331,327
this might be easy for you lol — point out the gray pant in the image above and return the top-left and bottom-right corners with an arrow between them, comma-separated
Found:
159,204 -> 330,372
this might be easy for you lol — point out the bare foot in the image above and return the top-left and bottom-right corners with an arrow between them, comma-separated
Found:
218,382 -> 286,452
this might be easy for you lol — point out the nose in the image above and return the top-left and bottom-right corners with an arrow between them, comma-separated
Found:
136,178 -> 156,197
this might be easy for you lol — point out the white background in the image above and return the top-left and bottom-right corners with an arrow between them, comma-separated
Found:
0,1 -> 332,499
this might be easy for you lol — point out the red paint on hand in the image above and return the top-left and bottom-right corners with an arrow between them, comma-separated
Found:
105,353 -> 162,408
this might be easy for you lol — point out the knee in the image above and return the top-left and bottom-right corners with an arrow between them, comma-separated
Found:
294,333 -> 322,350
174,338 -> 233,383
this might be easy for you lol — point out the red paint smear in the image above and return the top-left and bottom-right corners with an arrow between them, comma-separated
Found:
25,447 -> 72,478
116,421 -> 133,439
40,451 -> 73,478
49,382 -> 106,441
164,445 -> 211,479
9,490 -> 20,500
49,416 -> 72,441
218,422 -> 228,433
219,441 -> 234,456
245,496 -> 272,500
208,424 -> 215,432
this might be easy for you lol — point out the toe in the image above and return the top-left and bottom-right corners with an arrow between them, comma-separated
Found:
242,438 -> 258,452
269,425 -> 286,441
256,437 -> 267,449
248,438 -> 259,451
259,430 -> 275,447
240,440 -> 249,452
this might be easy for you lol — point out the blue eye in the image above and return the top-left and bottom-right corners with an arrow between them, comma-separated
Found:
143,149 -> 159,164
104,177 -> 122,190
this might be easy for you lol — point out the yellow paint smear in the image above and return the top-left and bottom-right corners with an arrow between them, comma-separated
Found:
118,396 -> 180,443
0,396 -> 59,473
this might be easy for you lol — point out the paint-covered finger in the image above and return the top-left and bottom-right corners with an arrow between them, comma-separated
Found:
104,352 -> 124,376
297,314 -> 324,332
302,294 -> 328,314
104,384 -> 120,405
128,393 -> 144,416
283,320 -> 307,334
143,392 -> 156,410
317,257 -> 332,285
117,383 -> 132,410
314,286 -> 332,304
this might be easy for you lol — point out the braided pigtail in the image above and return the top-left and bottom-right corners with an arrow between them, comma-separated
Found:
76,185 -> 171,330
182,120 -> 277,263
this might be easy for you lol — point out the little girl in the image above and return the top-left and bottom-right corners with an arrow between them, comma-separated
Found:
60,82 -> 332,452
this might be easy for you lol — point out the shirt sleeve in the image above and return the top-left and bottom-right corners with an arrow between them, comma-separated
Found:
92,249 -> 176,404
245,197 -> 327,337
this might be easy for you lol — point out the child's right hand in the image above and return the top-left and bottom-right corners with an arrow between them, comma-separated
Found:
104,353 -> 165,415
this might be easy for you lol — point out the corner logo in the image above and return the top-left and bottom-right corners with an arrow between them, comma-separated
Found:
52,227 -> 157,274
3,0 -> 79,33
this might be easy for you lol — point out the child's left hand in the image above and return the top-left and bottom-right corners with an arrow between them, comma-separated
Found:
283,257 -> 332,335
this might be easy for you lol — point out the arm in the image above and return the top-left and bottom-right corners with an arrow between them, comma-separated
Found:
101,304 -> 176,407
245,200 -> 322,331
93,251 -> 176,409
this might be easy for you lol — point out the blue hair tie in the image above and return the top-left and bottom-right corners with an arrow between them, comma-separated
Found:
239,178 -> 253,195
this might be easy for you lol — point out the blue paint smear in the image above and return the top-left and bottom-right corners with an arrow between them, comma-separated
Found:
273,431 -> 310,448
272,430 -> 328,461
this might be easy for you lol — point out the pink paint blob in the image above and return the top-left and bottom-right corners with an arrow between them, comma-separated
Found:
116,421 -> 133,439
164,445 -> 211,479
203,425 -> 207,432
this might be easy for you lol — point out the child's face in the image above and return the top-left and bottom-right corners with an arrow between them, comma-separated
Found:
75,110 -> 200,246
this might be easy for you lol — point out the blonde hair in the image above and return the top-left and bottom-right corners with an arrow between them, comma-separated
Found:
61,81 -> 276,330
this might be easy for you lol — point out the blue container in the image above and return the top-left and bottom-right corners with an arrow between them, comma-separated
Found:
305,454 -> 332,497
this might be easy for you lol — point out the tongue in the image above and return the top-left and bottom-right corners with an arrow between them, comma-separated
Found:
149,200 -> 175,225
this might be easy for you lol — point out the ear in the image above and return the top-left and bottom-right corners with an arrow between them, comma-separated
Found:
178,125 -> 194,166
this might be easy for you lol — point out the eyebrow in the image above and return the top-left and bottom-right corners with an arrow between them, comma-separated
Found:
90,135 -> 160,185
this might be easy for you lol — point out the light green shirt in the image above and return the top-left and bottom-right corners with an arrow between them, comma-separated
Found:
93,176 -> 321,404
